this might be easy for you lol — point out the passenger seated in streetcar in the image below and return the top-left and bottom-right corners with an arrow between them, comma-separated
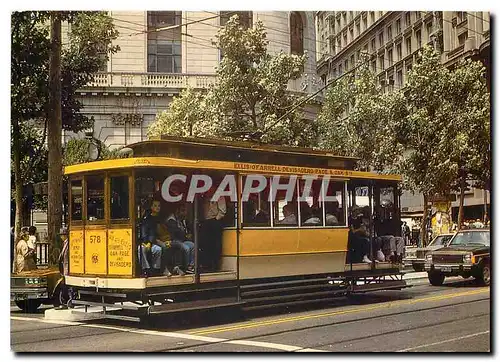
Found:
138,199 -> 164,277
301,203 -> 321,225
253,202 -> 270,224
166,204 -> 195,275
373,205 -> 405,263
276,204 -> 297,225
325,202 -> 341,226
347,217 -> 372,264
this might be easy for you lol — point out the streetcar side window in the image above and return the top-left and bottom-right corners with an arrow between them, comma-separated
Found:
272,177 -> 298,227
242,176 -> 271,227
207,173 -> 237,228
86,175 -> 105,221
298,179 -> 323,227
71,179 -> 83,221
324,180 -> 346,227
110,175 -> 129,220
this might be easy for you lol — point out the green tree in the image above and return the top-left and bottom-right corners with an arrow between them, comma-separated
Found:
438,59 -> 490,227
63,138 -> 126,166
148,15 -> 317,146
148,87 -> 207,138
11,11 -> 119,246
318,56 -> 400,171
389,47 -> 460,245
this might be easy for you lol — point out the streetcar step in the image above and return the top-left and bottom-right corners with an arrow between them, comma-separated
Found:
350,280 -> 408,293
71,299 -> 142,310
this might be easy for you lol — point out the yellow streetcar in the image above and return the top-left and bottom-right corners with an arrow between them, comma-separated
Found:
63,136 -> 407,321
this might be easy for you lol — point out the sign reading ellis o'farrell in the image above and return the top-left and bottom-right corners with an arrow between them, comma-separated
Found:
108,229 -> 133,276
69,230 -> 84,274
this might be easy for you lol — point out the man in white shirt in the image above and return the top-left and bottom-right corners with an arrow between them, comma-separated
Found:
277,204 -> 297,225
200,189 -> 227,272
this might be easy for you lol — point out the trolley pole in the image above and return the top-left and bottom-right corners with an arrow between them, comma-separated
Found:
193,196 -> 200,284
47,11 -> 63,261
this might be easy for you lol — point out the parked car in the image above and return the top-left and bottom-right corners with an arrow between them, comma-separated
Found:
11,267 -> 66,312
425,229 -> 490,286
11,239 -> 68,313
404,233 -> 454,272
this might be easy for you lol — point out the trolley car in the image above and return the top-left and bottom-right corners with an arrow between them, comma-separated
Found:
63,136 -> 407,321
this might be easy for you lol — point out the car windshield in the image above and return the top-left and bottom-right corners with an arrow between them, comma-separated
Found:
449,231 -> 490,247
430,235 -> 452,247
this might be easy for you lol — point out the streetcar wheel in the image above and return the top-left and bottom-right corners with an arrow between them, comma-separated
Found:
15,299 -> 42,313
476,263 -> 490,286
428,271 -> 445,286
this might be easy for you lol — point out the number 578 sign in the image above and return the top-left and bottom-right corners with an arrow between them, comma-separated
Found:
90,235 -> 101,243
85,230 -> 107,274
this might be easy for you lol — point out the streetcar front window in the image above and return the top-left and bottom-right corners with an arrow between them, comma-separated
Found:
71,179 -> 83,221
110,175 -> 129,220
86,175 -> 105,221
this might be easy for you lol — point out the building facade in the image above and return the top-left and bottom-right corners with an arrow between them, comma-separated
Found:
315,11 -> 491,224
69,11 -> 323,149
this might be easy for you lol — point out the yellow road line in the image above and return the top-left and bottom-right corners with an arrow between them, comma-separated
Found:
190,288 -> 489,336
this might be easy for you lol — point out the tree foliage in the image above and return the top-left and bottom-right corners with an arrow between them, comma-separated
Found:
148,87 -> 207,138
318,45 -> 490,241
318,57 -> 400,171
63,138 -> 126,166
11,11 -> 120,235
148,15 -> 318,146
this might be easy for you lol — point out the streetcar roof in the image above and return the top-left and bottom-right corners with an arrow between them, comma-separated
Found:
64,156 -> 402,181
64,136 -> 401,181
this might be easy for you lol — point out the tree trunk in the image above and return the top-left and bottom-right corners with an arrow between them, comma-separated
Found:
457,175 -> 466,230
483,189 -> 488,223
47,12 -> 62,262
12,121 -> 23,272
420,194 -> 428,247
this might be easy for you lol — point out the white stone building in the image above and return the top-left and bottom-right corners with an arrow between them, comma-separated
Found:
69,11 -> 323,149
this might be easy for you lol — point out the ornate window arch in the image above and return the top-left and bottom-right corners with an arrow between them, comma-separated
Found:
290,12 -> 304,55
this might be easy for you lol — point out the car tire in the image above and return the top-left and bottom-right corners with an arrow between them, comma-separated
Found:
428,271 -> 445,286
413,264 -> 425,272
476,263 -> 490,286
15,299 -> 42,313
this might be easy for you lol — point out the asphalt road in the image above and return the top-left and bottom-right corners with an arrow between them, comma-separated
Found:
11,277 -> 490,352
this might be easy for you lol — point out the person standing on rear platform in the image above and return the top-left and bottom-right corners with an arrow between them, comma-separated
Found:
138,199 -> 163,277
200,188 -> 227,272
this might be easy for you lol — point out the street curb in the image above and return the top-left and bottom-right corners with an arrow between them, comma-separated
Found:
44,306 -> 116,322
403,271 -> 428,280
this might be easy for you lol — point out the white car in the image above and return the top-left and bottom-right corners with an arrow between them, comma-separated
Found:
403,234 -> 454,272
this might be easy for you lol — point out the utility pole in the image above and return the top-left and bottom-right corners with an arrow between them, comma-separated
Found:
47,12 -> 62,260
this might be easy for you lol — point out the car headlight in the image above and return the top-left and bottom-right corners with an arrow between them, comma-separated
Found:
426,254 -> 433,262
464,253 -> 472,263
24,277 -> 42,284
